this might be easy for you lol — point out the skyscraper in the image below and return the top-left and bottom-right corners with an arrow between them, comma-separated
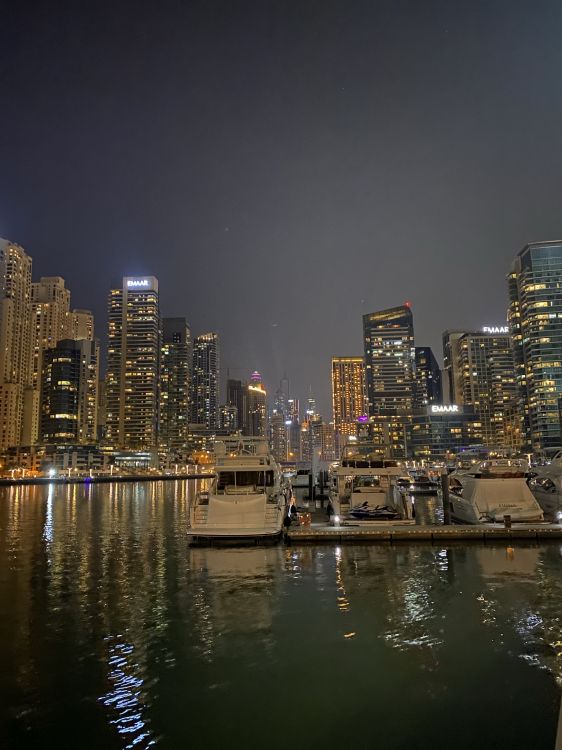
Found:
509,241 -> 562,450
40,339 -> 99,444
331,356 -> 366,438
106,277 -> 160,450
190,333 -> 219,429
414,347 -> 442,408
363,304 -> 415,458
160,317 -> 192,453
0,239 -> 33,451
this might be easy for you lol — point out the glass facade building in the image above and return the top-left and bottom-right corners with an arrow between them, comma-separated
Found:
508,242 -> 562,450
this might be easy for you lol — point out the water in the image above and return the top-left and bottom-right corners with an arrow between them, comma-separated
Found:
1,482 -> 561,749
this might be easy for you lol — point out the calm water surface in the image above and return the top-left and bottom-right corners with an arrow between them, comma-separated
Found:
1,482 -> 561,749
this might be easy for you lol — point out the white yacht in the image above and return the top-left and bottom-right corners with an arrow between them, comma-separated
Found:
528,450 -> 562,518
188,437 -> 289,543
448,458 -> 543,524
331,442 -> 407,521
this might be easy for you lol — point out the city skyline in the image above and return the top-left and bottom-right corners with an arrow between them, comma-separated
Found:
1,1 -> 561,415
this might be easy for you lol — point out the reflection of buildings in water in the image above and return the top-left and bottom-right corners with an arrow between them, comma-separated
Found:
335,546 -> 451,668
475,545 -> 562,685
0,480 -> 199,746
186,547 -> 284,661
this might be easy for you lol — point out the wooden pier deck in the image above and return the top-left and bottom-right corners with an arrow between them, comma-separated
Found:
286,522 -> 562,544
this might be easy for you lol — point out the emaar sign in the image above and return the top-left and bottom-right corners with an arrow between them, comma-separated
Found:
431,404 -> 459,414
127,279 -> 150,288
483,325 -> 509,334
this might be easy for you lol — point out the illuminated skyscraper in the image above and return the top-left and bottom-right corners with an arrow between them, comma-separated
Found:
106,277 -> 160,449
509,241 -> 562,449
331,356 -> 366,438
190,333 -> 219,429
160,317 -> 191,453
363,304 -> 415,458
0,239 -> 33,450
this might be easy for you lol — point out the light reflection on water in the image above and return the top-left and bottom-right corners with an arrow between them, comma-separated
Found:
0,482 -> 561,749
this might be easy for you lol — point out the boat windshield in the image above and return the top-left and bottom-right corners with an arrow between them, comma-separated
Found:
217,470 -> 274,490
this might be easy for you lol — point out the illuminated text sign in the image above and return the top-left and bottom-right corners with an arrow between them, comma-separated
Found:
127,279 -> 150,288
431,405 -> 459,414
482,326 -> 509,334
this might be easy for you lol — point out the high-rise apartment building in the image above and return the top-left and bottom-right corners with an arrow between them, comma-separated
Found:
0,239 -> 33,451
509,241 -> 562,450
160,317 -> 191,453
331,356 -> 366,438
64,309 -> 94,341
441,327 -> 518,449
457,330 -> 517,448
106,277 -> 160,450
40,339 -> 99,444
363,305 -> 415,458
414,347 -> 442,408
25,276 -> 72,444
190,333 -> 219,429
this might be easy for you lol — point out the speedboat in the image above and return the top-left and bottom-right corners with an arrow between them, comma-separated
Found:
448,459 -> 543,524
188,436 -> 290,543
347,502 -> 400,521
528,450 -> 562,519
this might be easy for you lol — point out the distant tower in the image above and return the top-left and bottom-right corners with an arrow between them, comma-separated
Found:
106,277 -> 160,450
191,333 -> 219,429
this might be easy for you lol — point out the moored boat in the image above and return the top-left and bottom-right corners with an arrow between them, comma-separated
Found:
448,458 -> 543,524
188,436 -> 289,543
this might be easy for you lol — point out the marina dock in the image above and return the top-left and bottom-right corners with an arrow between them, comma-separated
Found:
286,522 -> 562,543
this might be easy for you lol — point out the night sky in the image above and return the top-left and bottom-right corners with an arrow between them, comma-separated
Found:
1,1 -> 561,415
